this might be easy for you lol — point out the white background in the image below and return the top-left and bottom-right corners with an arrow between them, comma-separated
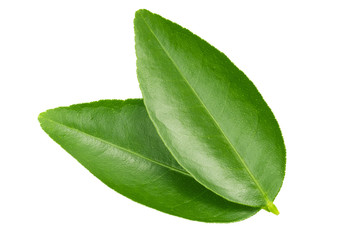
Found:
1,0 -> 359,239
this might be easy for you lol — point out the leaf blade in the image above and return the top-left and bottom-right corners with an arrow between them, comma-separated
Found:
39,99 -> 259,222
135,10 -> 286,210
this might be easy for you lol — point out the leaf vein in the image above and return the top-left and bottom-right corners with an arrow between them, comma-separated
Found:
39,116 -> 191,177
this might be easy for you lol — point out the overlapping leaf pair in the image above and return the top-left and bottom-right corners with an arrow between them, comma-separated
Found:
39,9 -> 286,223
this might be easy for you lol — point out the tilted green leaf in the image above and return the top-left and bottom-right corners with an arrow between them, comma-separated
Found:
38,99 -> 259,222
135,9 -> 286,213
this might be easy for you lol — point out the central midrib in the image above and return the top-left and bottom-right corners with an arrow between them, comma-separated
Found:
139,15 -> 271,206
40,116 -> 191,177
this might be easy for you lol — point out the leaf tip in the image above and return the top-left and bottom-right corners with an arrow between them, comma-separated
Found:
38,111 -> 46,123
135,9 -> 151,19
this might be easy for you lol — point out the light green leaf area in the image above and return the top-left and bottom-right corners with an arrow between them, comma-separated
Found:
38,99 -> 259,222
135,9 -> 286,212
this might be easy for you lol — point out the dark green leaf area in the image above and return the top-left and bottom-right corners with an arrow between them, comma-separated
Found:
135,9 -> 286,211
38,99 -> 259,222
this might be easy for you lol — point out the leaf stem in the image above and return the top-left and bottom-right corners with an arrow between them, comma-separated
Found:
263,201 -> 280,215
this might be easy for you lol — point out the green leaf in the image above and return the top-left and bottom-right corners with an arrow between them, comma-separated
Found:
38,99 -> 259,222
134,9 -> 286,212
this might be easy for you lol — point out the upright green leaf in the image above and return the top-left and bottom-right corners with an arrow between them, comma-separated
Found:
135,10 -> 286,213
38,99 -> 259,222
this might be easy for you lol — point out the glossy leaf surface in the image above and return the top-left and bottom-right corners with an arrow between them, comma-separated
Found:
38,99 -> 259,222
135,10 -> 286,211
